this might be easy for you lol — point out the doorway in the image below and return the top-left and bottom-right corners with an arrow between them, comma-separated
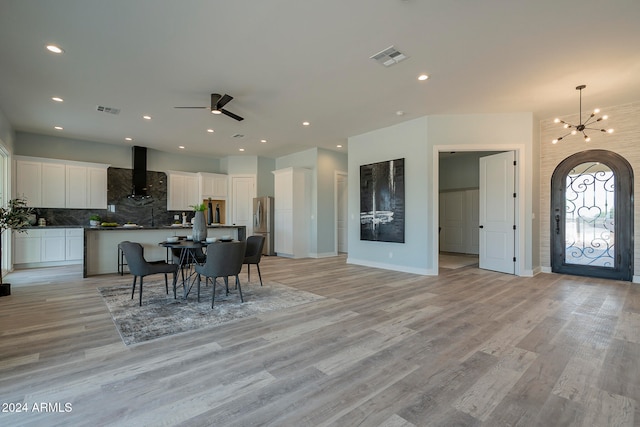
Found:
551,150 -> 633,281
435,147 -> 523,276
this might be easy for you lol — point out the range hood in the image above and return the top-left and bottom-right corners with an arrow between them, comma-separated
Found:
128,146 -> 151,199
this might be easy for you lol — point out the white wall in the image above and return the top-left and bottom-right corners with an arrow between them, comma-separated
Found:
14,132 -> 221,172
257,156 -> 276,197
0,108 -> 15,154
348,113 -> 537,276
317,148 -> 348,255
428,112 -> 536,276
274,147 -> 347,257
348,117 -> 430,274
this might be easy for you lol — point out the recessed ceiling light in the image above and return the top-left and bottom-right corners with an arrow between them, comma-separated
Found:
51,97 -> 63,102
239,148 -> 245,152
178,145 -> 185,149
396,110 -> 404,116
418,74 -> 429,81
142,115 -> 151,120
207,129 -> 214,133
337,145 -> 343,148
302,121 -> 310,126
125,137 -> 133,141
46,44 -> 64,54
54,126 -> 63,130
260,139 -> 267,143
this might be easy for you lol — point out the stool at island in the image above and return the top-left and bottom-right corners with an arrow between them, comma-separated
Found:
117,241 -> 130,275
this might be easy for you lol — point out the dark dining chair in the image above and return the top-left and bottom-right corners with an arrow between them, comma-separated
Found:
119,241 -> 179,306
195,240 -> 247,308
243,235 -> 265,286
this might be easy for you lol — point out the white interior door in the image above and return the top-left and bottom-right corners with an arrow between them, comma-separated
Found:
336,172 -> 348,253
231,176 -> 256,237
479,152 -> 515,274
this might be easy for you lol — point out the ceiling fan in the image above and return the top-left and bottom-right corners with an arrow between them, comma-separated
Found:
174,93 -> 244,121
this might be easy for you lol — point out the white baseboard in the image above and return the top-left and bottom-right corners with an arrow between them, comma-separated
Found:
541,266 -> 552,274
346,257 -> 434,276
309,252 -> 337,259
521,267 -> 542,277
633,275 -> 640,284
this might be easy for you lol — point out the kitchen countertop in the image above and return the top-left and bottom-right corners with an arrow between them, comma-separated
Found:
25,224 -> 245,230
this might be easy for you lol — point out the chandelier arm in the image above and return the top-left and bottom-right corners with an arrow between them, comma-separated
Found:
582,116 -> 598,127
552,85 -> 612,144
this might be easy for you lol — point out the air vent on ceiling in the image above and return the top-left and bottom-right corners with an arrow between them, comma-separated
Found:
370,46 -> 408,67
96,105 -> 121,115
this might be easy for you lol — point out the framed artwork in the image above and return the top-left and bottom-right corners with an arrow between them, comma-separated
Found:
360,158 -> 405,243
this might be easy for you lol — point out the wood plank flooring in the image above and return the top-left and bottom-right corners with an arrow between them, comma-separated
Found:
0,256 -> 638,426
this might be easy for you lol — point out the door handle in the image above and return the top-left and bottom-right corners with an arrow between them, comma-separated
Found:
555,214 -> 560,235
479,225 -> 484,229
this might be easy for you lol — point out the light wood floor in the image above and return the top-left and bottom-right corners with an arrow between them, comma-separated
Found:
1,256 -> 638,426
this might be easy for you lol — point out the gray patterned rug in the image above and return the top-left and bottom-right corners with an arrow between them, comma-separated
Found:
99,279 -> 324,345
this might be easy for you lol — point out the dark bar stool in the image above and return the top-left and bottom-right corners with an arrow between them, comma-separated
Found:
117,241 -> 130,275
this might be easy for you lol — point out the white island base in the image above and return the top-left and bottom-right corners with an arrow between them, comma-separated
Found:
84,226 -> 244,277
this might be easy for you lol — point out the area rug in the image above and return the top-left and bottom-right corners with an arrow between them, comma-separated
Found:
98,280 -> 324,345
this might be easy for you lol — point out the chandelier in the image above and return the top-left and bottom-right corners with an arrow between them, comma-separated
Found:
552,85 -> 614,144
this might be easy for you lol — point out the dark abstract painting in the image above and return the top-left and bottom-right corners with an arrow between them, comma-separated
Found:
360,158 -> 405,243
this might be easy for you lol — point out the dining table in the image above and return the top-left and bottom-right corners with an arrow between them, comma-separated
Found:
159,239 -> 208,299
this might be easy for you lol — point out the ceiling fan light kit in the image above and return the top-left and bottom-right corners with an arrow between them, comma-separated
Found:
552,85 -> 614,144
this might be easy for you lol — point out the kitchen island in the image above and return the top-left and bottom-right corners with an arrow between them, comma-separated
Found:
83,225 -> 246,277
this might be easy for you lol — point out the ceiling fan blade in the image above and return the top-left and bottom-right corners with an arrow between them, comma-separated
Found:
210,93 -> 222,109
220,108 -> 244,121
216,94 -> 234,109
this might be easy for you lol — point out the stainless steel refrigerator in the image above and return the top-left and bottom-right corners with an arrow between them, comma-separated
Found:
253,196 -> 275,255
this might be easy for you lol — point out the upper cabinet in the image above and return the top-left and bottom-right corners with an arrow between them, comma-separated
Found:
66,164 -> 108,209
199,172 -> 227,199
15,156 -> 108,209
166,171 -> 200,211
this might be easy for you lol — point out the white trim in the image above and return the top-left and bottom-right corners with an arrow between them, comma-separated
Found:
541,266 -> 552,273
347,257 -> 435,276
309,251 -> 338,258
334,170 -> 348,255
432,144 -> 527,277
633,275 -> 640,284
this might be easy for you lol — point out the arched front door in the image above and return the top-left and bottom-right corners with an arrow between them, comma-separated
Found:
551,150 -> 633,281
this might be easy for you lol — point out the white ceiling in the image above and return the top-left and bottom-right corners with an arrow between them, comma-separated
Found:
1,0 -> 639,160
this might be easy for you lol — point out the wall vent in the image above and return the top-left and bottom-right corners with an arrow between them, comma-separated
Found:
370,46 -> 408,67
96,105 -> 121,115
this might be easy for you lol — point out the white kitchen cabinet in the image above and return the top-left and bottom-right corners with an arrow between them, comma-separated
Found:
41,229 -> 66,262
66,165 -> 108,209
14,228 -> 83,265
65,228 -> 84,261
66,165 -> 88,208
15,159 -> 65,208
13,230 -> 42,264
167,171 -> 200,211
41,163 -> 66,208
272,167 -> 311,258
15,160 -> 42,206
15,156 -> 108,209
199,172 -> 227,199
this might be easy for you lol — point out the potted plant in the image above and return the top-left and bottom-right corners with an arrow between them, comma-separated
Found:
89,214 -> 101,227
0,196 -> 33,296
